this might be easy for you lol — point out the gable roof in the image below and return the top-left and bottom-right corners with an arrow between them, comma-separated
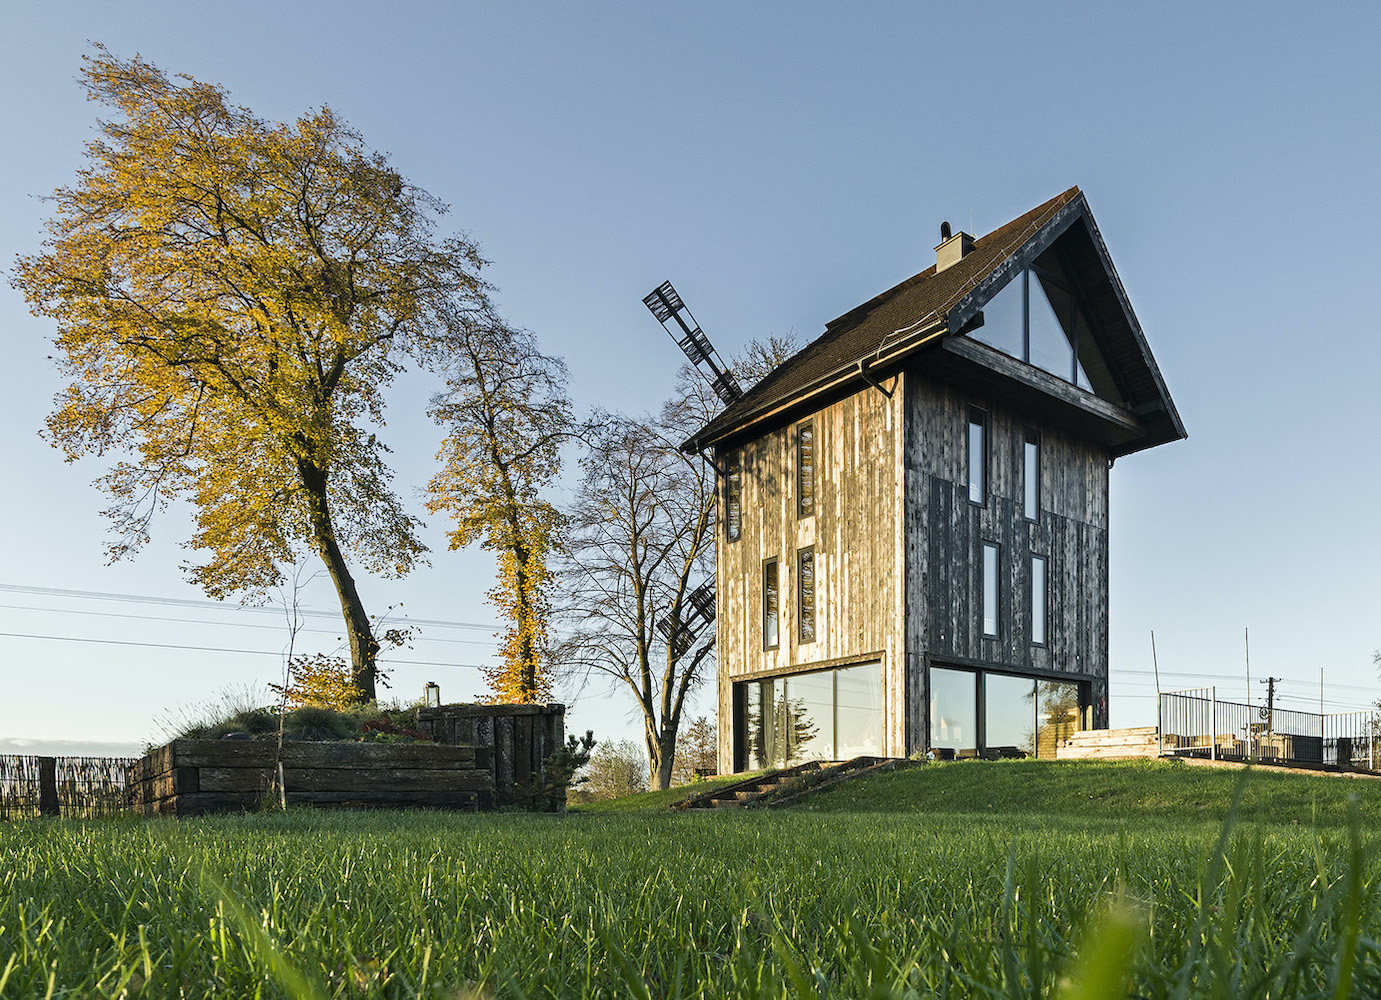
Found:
684,187 -> 1185,458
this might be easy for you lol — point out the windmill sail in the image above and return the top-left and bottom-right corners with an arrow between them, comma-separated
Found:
643,280 -> 742,405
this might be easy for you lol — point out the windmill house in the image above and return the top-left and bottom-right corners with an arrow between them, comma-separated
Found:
677,188 -> 1185,772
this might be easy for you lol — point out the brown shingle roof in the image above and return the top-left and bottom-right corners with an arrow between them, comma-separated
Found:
686,188 -> 1083,450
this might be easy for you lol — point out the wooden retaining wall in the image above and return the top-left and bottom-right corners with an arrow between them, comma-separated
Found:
1055,726 -> 1160,761
129,740 -> 492,817
415,703 -> 565,809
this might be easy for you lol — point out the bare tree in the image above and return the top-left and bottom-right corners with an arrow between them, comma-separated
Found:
559,338 -> 797,789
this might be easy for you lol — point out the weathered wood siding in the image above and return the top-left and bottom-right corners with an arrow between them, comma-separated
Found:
903,370 -> 1111,751
715,375 -> 908,770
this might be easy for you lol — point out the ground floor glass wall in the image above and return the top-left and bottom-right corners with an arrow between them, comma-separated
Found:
929,665 -> 1086,759
739,661 -> 882,769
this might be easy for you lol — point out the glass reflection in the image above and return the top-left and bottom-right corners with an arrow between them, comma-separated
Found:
985,673 -> 1036,757
1036,681 -> 1081,759
930,667 -> 977,758
740,662 -> 882,768
790,670 -> 834,762
836,663 -> 883,758
971,272 -> 1025,358
1030,273 -> 1075,381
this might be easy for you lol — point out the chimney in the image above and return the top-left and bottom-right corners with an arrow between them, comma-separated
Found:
935,221 -> 974,272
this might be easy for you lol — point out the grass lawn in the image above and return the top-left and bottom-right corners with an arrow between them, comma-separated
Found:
2,759 -> 1378,998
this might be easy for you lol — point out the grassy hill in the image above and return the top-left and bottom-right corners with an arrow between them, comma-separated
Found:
585,757 -> 1381,828
3,758 -> 1378,997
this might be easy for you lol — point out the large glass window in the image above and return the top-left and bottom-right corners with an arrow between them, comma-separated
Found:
1023,431 -> 1040,522
971,271 -> 1025,359
982,542 -> 1000,637
930,667 -> 978,758
762,560 -> 779,649
1035,681 -> 1083,758
930,667 -> 1086,760
835,663 -> 884,759
1029,271 -> 1076,381
740,662 -> 882,769
985,673 -> 1037,756
797,422 -> 815,518
797,547 -> 816,644
725,454 -> 742,542
1031,554 -> 1048,646
967,266 -> 1103,391
967,409 -> 987,505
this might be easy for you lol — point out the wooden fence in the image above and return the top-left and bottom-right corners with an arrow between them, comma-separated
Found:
0,755 -> 136,820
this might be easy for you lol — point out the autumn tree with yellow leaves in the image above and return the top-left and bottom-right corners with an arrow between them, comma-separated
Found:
427,302 -> 572,703
12,48 -> 487,701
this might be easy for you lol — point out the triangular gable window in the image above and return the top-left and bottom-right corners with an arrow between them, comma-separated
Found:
966,258 -> 1118,402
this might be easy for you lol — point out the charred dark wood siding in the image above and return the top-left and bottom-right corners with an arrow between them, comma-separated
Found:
904,371 -> 1110,751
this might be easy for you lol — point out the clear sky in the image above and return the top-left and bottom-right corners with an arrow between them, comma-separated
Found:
2,3 -> 1379,756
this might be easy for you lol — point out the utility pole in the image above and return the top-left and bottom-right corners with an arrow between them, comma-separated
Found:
1260,676 -> 1281,733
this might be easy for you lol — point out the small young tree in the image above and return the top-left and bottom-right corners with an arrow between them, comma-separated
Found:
671,715 -> 717,785
12,48 -> 486,700
427,303 -> 572,703
581,739 -> 650,801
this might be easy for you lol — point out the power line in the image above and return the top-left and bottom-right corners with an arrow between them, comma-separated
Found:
0,630 -> 487,671
0,582 -> 500,632
0,602 -> 499,648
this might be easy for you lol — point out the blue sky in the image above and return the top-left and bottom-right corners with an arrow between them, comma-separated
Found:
2,3 -> 1379,754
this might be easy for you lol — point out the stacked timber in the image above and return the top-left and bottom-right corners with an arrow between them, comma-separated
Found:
415,703 -> 565,809
1055,726 -> 1160,761
128,740 -> 492,817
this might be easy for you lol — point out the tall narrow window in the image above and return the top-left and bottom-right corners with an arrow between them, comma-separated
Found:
982,542 -> 1000,637
967,409 -> 987,505
725,453 -> 741,542
763,559 -> 779,649
798,547 -> 816,643
797,422 -> 815,518
1023,431 -> 1040,522
1030,554 -> 1047,646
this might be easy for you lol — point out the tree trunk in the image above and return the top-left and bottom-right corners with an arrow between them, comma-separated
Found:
647,726 -> 678,791
298,458 -> 378,701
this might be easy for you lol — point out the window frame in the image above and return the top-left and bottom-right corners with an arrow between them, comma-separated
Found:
724,452 -> 742,542
966,407 -> 988,507
796,421 -> 816,519
797,546 -> 816,644
1023,429 -> 1040,523
981,541 -> 1000,638
1030,553 -> 1048,647
762,557 -> 780,650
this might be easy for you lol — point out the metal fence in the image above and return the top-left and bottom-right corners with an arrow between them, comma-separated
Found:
1158,689 -> 1378,770
0,755 -> 136,820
